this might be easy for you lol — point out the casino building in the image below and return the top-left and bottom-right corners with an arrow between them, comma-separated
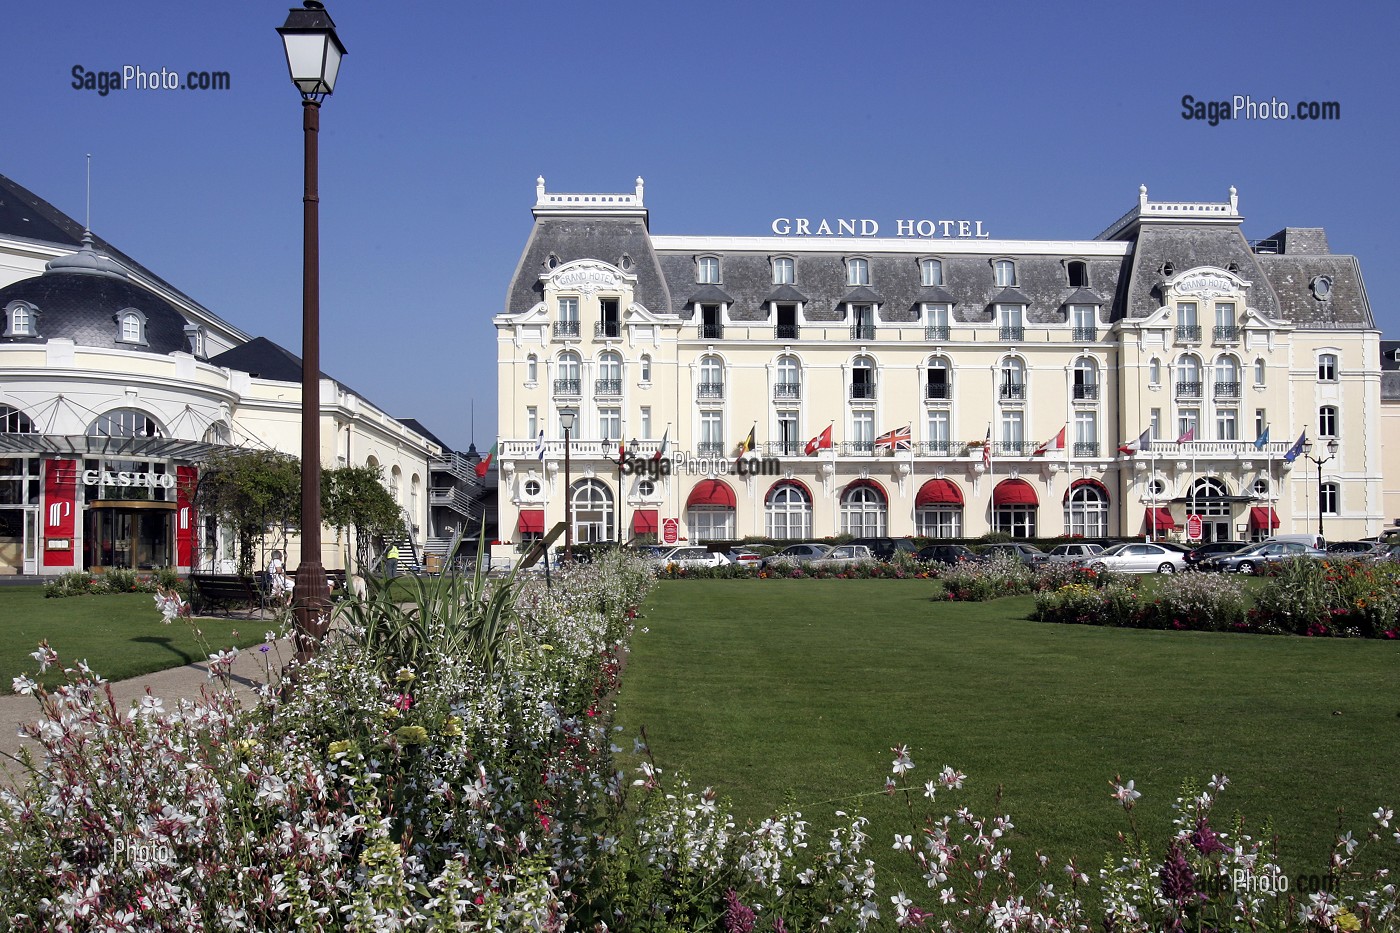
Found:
495,178 -> 1382,546
0,172 -> 443,576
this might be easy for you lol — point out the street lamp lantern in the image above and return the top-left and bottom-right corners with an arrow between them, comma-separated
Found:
278,1 -> 346,99
277,1 -> 345,665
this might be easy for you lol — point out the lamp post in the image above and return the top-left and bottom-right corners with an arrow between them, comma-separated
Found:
560,410 -> 575,562
1301,437 -> 1339,540
278,1 -> 346,663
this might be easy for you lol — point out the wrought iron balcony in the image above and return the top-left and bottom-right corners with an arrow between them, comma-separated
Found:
849,324 -> 876,340
1073,441 -> 1100,457
1071,326 -> 1098,341
1213,325 -> 1239,342
594,379 -> 622,396
552,378 -> 581,397
843,441 -> 875,455
696,381 -> 725,399
594,321 -> 621,339
1214,381 -> 1242,399
773,382 -> 801,400
995,440 -> 1032,455
552,320 -> 580,338
918,440 -> 953,455
699,323 -> 724,339
1175,380 -> 1203,399
850,383 -> 877,400
925,383 -> 951,400
924,324 -> 950,341
696,442 -> 726,458
1073,384 -> 1099,401
1175,324 -> 1202,342
774,324 -> 801,339
999,384 -> 1027,400
998,326 -> 1025,342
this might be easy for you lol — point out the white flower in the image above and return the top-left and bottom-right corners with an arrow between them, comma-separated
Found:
939,765 -> 965,790
893,833 -> 913,851
1111,779 -> 1141,806
891,744 -> 915,776
11,675 -> 36,696
923,780 -> 939,800
1338,831 -> 1357,855
1373,807 -> 1393,828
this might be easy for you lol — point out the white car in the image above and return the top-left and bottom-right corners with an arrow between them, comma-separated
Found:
1089,542 -> 1186,574
807,544 -> 877,569
656,546 -> 732,569
1045,543 -> 1105,564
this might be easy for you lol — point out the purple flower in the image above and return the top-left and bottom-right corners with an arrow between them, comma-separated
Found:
1160,840 -> 1203,905
1190,817 -> 1228,855
724,889 -> 756,933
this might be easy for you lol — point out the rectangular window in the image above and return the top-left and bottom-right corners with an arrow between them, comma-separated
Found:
640,407 -> 652,439
559,297 -> 579,322
997,304 -> 1024,329
852,411 -> 874,451
526,407 -> 537,439
927,410 -> 950,453
924,303 -> 950,340
697,257 -> 720,284
777,411 -> 799,455
1150,408 -> 1161,440
1319,406 -> 1338,437
700,411 -> 723,456
921,259 -> 944,287
916,508 -> 961,538
1178,302 -> 1198,327
1070,305 -> 1096,340
1074,411 -> 1097,448
1255,409 -> 1267,438
1215,408 -> 1237,441
772,257 -> 794,285
1178,408 -> 1200,440
1318,354 -> 1338,381
1215,303 -> 1235,327
1000,410 -> 1024,452
995,259 -> 1017,287
847,258 -> 869,287
1321,483 -> 1339,515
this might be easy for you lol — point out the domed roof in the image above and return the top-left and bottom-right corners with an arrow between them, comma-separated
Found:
0,234 -> 193,355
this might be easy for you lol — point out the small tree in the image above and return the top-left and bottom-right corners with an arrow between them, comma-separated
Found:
194,449 -> 302,576
323,464 -> 405,574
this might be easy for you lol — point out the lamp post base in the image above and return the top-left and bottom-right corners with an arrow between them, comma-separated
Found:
293,559 -> 331,665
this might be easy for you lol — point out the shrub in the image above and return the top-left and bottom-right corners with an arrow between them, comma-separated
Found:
936,553 -> 1032,601
1136,571 -> 1248,632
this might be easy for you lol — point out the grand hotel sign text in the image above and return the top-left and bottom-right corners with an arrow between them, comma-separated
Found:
770,217 -> 990,238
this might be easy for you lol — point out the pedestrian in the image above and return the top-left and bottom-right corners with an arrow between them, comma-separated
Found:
268,549 -> 292,606
386,543 -> 399,579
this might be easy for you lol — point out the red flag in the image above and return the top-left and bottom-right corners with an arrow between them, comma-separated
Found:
474,442 -> 497,479
804,424 -> 833,456
1033,426 -> 1066,456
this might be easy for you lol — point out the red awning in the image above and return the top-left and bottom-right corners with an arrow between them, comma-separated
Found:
1065,477 -> 1110,502
1145,507 -> 1179,532
1249,506 -> 1281,530
517,509 -> 544,533
916,478 -> 964,507
992,478 -> 1038,506
632,509 -> 659,534
685,479 -> 736,509
842,477 -> 887,501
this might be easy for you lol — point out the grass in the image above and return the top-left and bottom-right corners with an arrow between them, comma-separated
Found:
0,587 -> 271,687
615,578 -> 1400,897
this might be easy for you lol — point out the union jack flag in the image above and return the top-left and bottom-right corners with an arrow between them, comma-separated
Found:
874,425 -> 912,454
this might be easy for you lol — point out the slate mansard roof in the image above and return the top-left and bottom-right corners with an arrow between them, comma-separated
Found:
503,181 -> 1375,333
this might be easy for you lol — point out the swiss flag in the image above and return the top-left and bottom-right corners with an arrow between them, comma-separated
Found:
804,424 -> 833,456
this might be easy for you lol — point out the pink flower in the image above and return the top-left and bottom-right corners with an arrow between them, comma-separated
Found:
395,693 -> 413,711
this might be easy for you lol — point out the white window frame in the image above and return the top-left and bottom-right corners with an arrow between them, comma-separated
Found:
920,258 -> 944,287
994,259 -> 1017,287
1319,405 -> 1338,438
1318,353 -> 1338,382
846,257 -> 870,287
772,256 -> 795,285
766,483 -> 812,540
840,485 -> 887,537
697,256 -> 721,284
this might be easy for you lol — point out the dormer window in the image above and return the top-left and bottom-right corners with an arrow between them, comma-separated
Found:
1066,260 -> 1089,288
116,308 -> 148,346
3,301 -> 38,338
184,323 -> 206,357
697,256 -> 721,284
846,257 -> 870,287
994,259 -> 1017,287
920,258 -> 944,287
772,256 -> 795,285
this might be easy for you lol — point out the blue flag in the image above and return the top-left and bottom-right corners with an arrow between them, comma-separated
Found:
1283,431 -> 1306,463
1254,426 -> 1270,450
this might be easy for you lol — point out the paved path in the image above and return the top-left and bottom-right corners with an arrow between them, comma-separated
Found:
0,621 -> 294,788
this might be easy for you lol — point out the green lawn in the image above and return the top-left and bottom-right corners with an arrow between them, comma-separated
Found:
0,587 -> 270,687
615,578 -> 1400,894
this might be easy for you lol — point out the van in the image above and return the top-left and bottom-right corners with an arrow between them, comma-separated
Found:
1266,533 -> 1326,550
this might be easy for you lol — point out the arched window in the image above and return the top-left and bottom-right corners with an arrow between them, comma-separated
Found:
1176,354 -> 1202,397
87,408 -> 164,438
696,256 -> 721,284
686,479 -> 736,541
851,355 -> 875,401
698,355 -> 724,400
1072,357 -> 1098,400
1214,355 -> 1240,384
840,481 -> 887,537
0,404 -> 36,434
915,479 -> 963,537
570,479 -> 614,543
116,309 -> 147,345
3,302 -> 37,338
999,357 -> 1026,401
1148,358 -> 1162,386
765,482 -> 812,540
920,258 -> 944,287
202,421 -> 231,445
926,355 -> 951,401
640,354 -> 652,383
1066,260 -> 1089,288
772,256 -> 795,285
526,354 -> 538,384
597,350 -> 623,396
1319,405 -> 1338,437
1254,358 -> 1267,385
555,351 -> 581,396
410,474 -> 421,522
992,478 -> 1037,538
1318,353 -> 1338,382
776,354 -> 801,399
390,466 -> 402,503
1064,480 -> 1109,538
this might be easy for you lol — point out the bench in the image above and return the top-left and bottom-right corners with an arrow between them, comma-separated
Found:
189,574 -> 265,616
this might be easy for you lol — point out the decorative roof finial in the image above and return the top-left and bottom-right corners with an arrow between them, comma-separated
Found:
1138,184 -> 1149,209
536,176 -> 546,200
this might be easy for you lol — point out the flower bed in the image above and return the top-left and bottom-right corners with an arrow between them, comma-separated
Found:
43,567 -> 186,599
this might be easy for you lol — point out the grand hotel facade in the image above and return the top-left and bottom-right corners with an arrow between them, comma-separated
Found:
495,179 -> 1382,547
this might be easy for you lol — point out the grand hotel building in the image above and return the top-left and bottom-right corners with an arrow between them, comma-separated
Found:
495,179 -> 1382,546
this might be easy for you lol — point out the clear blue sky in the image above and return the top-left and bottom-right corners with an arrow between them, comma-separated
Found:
7,1 -> 1397,451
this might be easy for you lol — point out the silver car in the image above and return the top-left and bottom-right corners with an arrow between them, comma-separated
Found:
807,544 -> 877,569
760,542 -> 830,568
1202,540 -> 1325,574
1089,542 -> 1187,574
1045,543 -> 1105,564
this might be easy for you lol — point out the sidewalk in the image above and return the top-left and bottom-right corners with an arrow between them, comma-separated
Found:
0,626 -> 294,788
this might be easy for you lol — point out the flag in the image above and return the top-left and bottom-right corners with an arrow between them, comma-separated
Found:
535,430 -> 545,460
474,442 -> 497,479
982,424 -> 992,469
734,425 -> 755,459
1176,426 -> 1195,444
1283,431 -> 1307,463
1033,426 -> 1066,456
653,426 -> 670,462
1253,425 -> 1270,450
1118,428 -> 1151,455
874,425 -> 911,454
804,424 -> 833,456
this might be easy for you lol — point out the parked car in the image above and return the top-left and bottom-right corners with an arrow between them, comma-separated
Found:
1182,541 -> 1247,571
1045,543 -> 1105,564
759,542 -> 830,568
807,544 -> 877,569
1265,533 -> 1327,550
1089,542 -> 1187,574
915,544 -> 984,566
726,546 -> 766,566
979,543 -> 1050,566
1326,540 -> 1377,556
656,546 -> 732,569
849,537 -> 919,562
1200,540 -> 1325,574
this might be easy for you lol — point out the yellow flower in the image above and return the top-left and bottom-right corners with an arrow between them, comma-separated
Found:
540,644 -> 555,652
328,739 -> 353,757
395,667 -> 416,683
394,725 -> 429,745
236,738 -> 259,755
440,716 -> 463,737
1337,907 -> 1361,932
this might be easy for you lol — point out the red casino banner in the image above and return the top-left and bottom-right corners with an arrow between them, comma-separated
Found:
43,459 -> 78,568
176,465 -> 198,568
